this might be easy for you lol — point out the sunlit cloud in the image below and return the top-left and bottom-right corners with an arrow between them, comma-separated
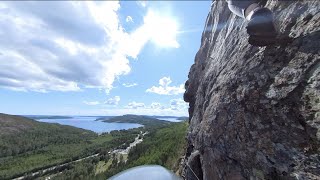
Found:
0,2 -> 180,93
146,77 -> 185,95
105,96 -> 120,105
0,1 -> 127,93
126,101 -> 146,109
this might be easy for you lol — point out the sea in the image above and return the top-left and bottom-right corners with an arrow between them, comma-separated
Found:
35,116 -> 143,134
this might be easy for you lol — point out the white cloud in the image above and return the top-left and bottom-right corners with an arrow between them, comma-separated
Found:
122,83 -> 138,87
102,107 -> 187,116
0,2 -> 179,93
126,101 -> 146,109
146,77 -> 185,95
41,99 -> 188,116
83,101 -> 100,106
126,16 -> 133,23
83,95 -> 120,106
0,1 -> 127,93
119,99 -> 187,116
150,102 -> 165,110
103,100 -> 188,116
170,98 -> 188,111
105,96 -> 120,105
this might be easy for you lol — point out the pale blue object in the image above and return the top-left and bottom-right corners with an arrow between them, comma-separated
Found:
109,165 -> 181,180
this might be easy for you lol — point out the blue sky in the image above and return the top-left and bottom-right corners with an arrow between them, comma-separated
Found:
0,1 -> 211,116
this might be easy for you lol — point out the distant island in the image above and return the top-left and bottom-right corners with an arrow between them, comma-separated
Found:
99,114 -> 172,129
148,115 -> 181,119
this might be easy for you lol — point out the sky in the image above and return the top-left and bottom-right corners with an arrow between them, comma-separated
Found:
0,1 -> 211,116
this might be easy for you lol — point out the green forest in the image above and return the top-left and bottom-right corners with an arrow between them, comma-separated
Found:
0,114 -> 187,180
49,121 -> 188,180
101,122 -> 188,179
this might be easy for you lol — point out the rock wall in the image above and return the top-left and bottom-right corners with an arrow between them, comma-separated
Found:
183,0 -> 320,179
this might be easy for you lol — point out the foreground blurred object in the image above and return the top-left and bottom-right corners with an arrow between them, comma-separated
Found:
227,0 -> 277,46
109,165 -> 181,180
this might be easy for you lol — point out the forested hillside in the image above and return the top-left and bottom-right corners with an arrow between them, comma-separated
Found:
0,113 -> 96,158
128,122 -> 187,170
0,114 -> 139,179
101,122 -> 188,178
0,113 -> 187,180
51,116 -> 188,179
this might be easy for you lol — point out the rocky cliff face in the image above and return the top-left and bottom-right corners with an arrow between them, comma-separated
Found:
183,1 -> 320,179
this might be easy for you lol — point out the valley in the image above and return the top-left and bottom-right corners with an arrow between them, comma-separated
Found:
0,113 -> 187,179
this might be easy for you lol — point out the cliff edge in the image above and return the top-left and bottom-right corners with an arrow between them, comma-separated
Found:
184,1 -> 320,179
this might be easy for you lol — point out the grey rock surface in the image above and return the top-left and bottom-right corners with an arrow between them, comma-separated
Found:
186,150 -> 203,180
184,0 -> 320,179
